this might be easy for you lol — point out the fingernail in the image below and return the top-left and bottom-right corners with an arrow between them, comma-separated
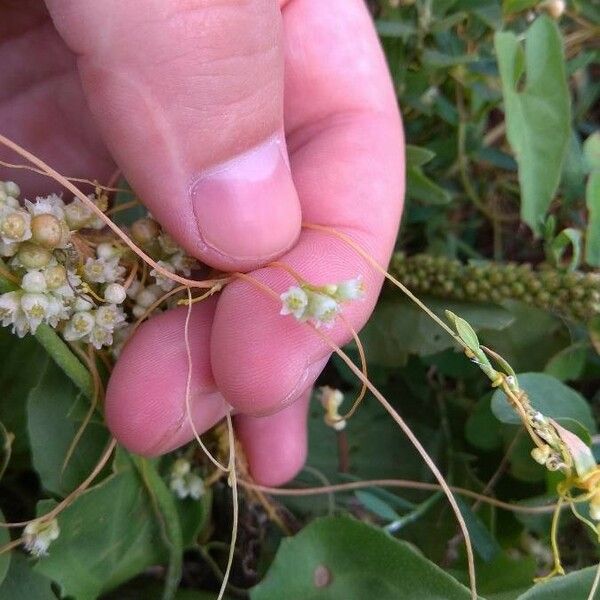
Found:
189,134 -> 301,266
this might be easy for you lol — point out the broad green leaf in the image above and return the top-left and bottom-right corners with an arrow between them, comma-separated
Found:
407,166 -> 453,205
476,551 -> 536,599
544,344 -> 587,381
250,516 -> 473,600
0,554 -> 54,600
34,459 -> 169,600
132,456 -> 183,597
465,396 -> 503,451
583,131 -> 600,172
456,498 -> 501,562
495,16 -> 570,233
585,171 -> 600,266
502,0 -> 538,15
406,144 -> 436,168
355,490 -> 403,522
360,297 -> 513,362
176,486 -> 213,548
491,372 -> 596,433
27,360 -> 108,496
516,565 -> 599,599
0,329 -> 47,464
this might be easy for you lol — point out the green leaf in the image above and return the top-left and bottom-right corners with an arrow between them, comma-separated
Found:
495,16 -> 571,233
544,344 -> 587,381
502,0 -> 538,15
407,166 -> 453,205
516,565 -> 599,599
34,459 -> 169,600
0,554 -> 54,600
0,329 -> 46,465
406,145 -> 436,168
456,498 -> 501,563
465,396 -> 503,451
355,490 -> 403,522
446,311 -> 481,353
132,456 -> 183,597
250,516 -> 473,600
583,131 -> 600,172
27,359 -> 108,496
476,551 -> 536,598
491,372 -> 596,433
360,297 -> 513,362
547,228 -> 582,271
585,171 -> 600,266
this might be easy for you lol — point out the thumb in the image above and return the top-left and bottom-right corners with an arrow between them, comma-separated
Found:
45,0 -> 301,271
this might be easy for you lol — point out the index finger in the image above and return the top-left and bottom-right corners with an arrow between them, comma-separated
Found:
211,0 -> 404,415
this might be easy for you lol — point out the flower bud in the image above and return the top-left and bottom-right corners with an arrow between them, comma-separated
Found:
1,209 -> 31,242
21,271 -> 48,294
30,214 -> 66,249
96,243 -> 120,260
104,283 -> 127,304
4,181 -> 20,198
44,265 -> 67,290
23,518 -> 59,557
64,200 -> 93,230
17,242 -> 52,269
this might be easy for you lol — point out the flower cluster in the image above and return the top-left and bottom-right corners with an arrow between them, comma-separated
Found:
169,458 -> 205,500
0,182 -> 200,350
280,276 -> 365,328
23,518 -> 60,557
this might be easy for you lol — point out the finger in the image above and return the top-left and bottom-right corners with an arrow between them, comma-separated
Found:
105,299 -> 228,455
236,389 -> 310,486
211,0 -> 404,415
44,0 -> 301,271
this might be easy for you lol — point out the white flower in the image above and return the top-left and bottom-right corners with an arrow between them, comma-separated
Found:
83,257 -> 124,284
306,291 -> 339,327
21,270 -> 48,294
158,233 -> 179,255
89,325 -> 113,349
280,286 -> 309,320
73,296 -> 95,312
25,194 -> 65,220
170,476 -> 189,499
187,474 -> 205,500
0,291 -> 21,326
63,311 -> 95,341
318,386 -> 347,431
46,295 -> 70,328
169,252 -> 196,276
96,243 -> 120,260
0,207 -> 32,243
20,293 -> 49,333
0,240 -> 19,257
95,304 -> 126,331
23,519 -> 60,557
334,276 -> 365,301
104,283 -> 127,304
150,260 -> 177,292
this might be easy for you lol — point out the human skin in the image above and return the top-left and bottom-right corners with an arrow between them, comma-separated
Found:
0,0 -> 404,485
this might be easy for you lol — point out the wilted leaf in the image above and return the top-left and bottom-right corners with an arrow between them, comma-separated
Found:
250,516 -> 473,599
495,16 -> 570,233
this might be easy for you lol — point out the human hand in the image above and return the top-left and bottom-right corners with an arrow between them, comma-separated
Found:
1,0 -> 404,485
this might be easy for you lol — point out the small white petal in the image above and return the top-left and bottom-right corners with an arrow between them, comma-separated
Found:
280,286 -> 309,320
104,283 -> 127,304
